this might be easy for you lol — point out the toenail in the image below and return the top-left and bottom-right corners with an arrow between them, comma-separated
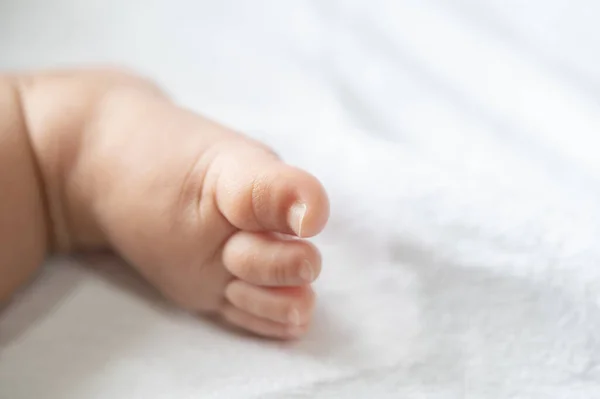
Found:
288,202 -> 307,237
299,260 -> 314,283
288,308 -> 301,326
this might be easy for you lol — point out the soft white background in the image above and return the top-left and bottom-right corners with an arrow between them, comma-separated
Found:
1,1 -> 600,398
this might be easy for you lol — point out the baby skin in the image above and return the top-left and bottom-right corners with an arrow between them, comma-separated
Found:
0,68 -> 329,339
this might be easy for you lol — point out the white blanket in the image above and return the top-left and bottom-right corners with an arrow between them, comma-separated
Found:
2,1 -> 600,397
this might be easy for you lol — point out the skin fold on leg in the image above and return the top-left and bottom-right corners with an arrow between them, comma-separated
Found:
0,69 -> 160,302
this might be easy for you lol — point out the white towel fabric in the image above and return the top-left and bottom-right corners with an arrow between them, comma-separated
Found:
1,1 -> 600,397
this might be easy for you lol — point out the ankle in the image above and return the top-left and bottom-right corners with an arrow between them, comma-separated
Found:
0,77 -> 48,301
15,68 -> 164,253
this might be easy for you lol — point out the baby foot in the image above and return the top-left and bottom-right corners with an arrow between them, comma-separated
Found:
48,74 -> 329,339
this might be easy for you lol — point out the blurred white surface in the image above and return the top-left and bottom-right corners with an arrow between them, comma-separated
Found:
2,1 -> 600,398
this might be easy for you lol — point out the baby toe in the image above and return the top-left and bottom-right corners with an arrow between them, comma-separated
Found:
224,279 -> 315,326
211,146 -> 330,238
220,303 -> 309,339
222,231 -> 321,286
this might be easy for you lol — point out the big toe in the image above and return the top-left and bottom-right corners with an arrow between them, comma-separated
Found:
209,142 -> 329,237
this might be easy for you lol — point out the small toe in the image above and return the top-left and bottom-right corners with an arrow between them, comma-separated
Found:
211,146 -> 329,237
220,303 -> 309,339
222,231 -> 321,286
224,279 -> 315,326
